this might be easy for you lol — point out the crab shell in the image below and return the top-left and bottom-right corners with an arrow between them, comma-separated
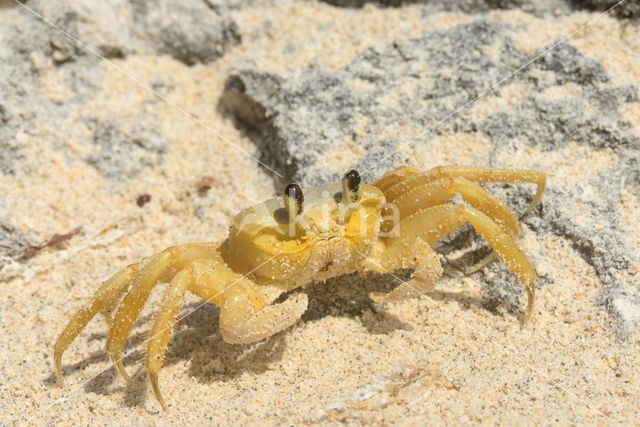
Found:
223,183 -> 386,289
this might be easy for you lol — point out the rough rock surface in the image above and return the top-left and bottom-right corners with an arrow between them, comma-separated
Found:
1,0 -> 639,424
31,0 -> 240,65
322,0 -> 640,19
575,0 -> 640,18
322,0 -> 570,15
223,19 -> 639,337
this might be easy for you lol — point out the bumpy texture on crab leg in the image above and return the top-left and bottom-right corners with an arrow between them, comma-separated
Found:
146,269 -> 191,410
378,165 -> 546,273
386,176 -> 520,236
54,264 -> 139,386
105,243 -> 218,381
147,256 -> 308,409
379,204 -> 537,320
378,166 -> 546,216
374,165 -> 420,193
218,291 -> 308,344
55,242 -> 308,410
365,236 -> 443,303
187,258 -> 308,346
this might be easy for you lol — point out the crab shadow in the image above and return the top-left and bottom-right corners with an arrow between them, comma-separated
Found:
48,267 -> 491,408
47,302 -> 288,407
299,270 -> 415,334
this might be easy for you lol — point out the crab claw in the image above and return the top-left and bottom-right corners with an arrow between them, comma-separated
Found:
220,293 -> 308,344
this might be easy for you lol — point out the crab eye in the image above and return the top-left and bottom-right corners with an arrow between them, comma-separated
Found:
284,183 -> 304,218
342,169 -> 362,203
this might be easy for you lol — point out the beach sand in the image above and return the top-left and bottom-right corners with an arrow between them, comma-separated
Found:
0,1 -> 639,424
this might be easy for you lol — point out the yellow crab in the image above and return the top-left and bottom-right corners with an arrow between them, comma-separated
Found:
54,165 -> 546,409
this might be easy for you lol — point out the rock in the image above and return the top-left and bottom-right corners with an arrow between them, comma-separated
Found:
0,222 -> 32,261
222,19 -> 640,337
84,116 -> 167,179
0,7 -> 51,176
0,0 -> 242,282
223,20 -> 523,184
23,0 -> 133,62
573,0 -> 640,18
132,0 -> 240,65
0,0 -> 240,179
321,0 -> 639,20
22,0 -> 240,65
321,0 -> 571,15
534,43 -> 609,85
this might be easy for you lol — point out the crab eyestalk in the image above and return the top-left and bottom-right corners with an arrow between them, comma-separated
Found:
284,183 -> 307,236
342,169 -> 362,203
340,169 -> 362,223
284,183 -> 304,217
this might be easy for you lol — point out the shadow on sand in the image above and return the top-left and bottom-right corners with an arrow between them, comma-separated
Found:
46,267 -> 494,408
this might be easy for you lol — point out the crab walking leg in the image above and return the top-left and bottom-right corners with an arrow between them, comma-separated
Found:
385,204 -> 537,321
425,166 -> 547,215
53,264 -> 139,387
390,176 -> 519,274
105,243 -> 217,381
145,254 -> 308,409
374,166 -> 420,193
391,176 -> 520,236
380,166 -> 546,216
146,269 -> 192,411
145,256 -> 249,410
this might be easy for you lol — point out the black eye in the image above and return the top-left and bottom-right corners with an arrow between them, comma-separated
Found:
342,170 -> 362,203
284,183 -> 304,216
344,170 -> 361,191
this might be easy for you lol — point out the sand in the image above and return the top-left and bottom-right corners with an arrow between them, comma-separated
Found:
0,1 -> 639,425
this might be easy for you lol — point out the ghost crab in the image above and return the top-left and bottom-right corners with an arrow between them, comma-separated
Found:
54,165 -> 546,409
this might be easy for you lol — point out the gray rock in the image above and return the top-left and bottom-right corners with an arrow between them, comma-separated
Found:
0,222 -> 32,261
84,116 -> 167,179
481,88 -> 637,151
321,0 -> 638,20
223,20 -> 521,183
222,19 -> 640,337
132,0 -> 240,65
204,0 -> 274,14
535,43 -> 609,85
223,68 -> 395,185
0,0 -> 240,178
224,20 -> 524,184
0,103 -> 24,176
23,0 -> 241,66
24,0 -> 133,62
573,0 -> 640,18
0,7 -> 51,176
321,0 -> 571,16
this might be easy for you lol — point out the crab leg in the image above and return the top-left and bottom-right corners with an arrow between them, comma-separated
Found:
374,166 -> 420,193
54,264 -> 139,387
144,255 -> 255,409
384,204 -> 536,321
380,166 -> 546,216
390,176 -> 520,237
146,256 -> 308,409
105,243 -> 217,381
427,166 -> 547,215
147,269 -> 192,411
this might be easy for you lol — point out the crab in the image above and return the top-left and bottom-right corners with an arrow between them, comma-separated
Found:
54,165 -> 546,409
